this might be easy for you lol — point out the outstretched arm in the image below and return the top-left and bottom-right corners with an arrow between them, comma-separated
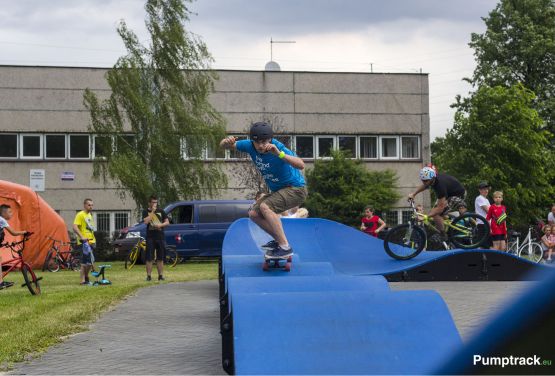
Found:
408,184 -> 428,200
220,136 -> 237,150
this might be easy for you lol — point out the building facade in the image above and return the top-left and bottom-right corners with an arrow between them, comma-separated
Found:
0,65 -> 430,235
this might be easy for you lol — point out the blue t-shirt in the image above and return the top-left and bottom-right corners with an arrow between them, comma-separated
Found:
235,139 -> 305,192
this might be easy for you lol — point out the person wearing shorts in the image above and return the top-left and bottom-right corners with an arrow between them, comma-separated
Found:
220,122 -> 307,258
73,198 -> 96,285
408,167 -> 466,240
142,195 -> 169,281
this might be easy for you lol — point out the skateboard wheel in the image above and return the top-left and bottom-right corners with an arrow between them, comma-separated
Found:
284,263 -> 291,272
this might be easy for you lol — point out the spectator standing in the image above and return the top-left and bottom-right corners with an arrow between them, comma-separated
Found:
360,206 -> 386,237
547,204 -> 555,225
142,195 -> 169,281
486,191 -> 508,251
475,182 -> 492,248
73,198 -> 96,285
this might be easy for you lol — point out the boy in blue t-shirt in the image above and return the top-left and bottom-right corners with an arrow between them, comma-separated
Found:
220,122 -> 307,258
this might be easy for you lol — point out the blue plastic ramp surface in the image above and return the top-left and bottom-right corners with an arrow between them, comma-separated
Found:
221,218 -> 464,374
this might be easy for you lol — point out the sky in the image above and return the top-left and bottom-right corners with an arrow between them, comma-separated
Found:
0,0 -> 499,140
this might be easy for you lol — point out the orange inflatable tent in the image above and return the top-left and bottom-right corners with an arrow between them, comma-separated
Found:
0,180 -> 69,269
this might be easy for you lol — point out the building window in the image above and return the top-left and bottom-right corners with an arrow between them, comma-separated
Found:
401,210 -> 413,224
338,136 -> 356,158
295,136 -> 314,159
205,140 -> 225,159
45,135 -> 66,159
384,210 -> 400,226
275,135 -> 292,149
316,136 -> 335,158
93,135 -> 112,159
69,135 -> 90,159
0,134 -> 18,158
116,135 -> 136,154
380,136 -> 399,159
96,212 -> 111,233
359,136 -> 377,159
20,134 -> 43,159
401,136 -> 420,159
228,136 -> 249,159
114,212 -> 130,231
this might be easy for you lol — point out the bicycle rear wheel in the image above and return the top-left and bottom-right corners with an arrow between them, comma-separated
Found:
384,224 -> 426,260
125,247 -> 139,270
165,246 -> 179,268
22,264 -> 41,295
448,213 -> 489,249
518,242 -> 543,263
44,251 -> 60,273
70,255 -> 81,271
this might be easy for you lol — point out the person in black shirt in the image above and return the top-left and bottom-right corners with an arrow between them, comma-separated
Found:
142,195 -> 169,281
408,166 -> 466,237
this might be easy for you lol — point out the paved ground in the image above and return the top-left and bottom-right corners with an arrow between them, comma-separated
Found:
10,280 -> 532,375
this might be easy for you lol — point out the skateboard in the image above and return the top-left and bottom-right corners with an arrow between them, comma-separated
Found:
262,255 -> 292,272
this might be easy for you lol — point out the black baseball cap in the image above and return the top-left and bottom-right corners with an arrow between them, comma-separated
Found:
478,182 -> 491,189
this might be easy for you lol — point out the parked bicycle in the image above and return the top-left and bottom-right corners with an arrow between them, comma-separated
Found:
42,236 -> 81,272
506,227 -> 543,263
384,199 -> 490,260
1,232 -> 41,295
125,237 -> 180,269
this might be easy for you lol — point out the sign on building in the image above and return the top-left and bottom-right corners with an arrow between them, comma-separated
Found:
30,169 -> 45,192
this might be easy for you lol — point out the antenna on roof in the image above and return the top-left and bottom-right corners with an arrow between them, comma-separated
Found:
265,37 -> 296,71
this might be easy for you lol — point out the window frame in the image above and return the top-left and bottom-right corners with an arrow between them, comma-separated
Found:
92,135 -> 113,160
68,134 -> 91,160
400,136 -> 420,160
294,135 -> 315,160
20,134 -> 44,160
315,135 -> 336,159
379,135 -> 399,160
44,134 -> 67,160
337,135 -> 357,159
359,136 -> 379,160
0,133 -> 19,160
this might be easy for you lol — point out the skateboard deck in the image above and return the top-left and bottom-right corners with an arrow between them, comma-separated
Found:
262,255 -> 293,272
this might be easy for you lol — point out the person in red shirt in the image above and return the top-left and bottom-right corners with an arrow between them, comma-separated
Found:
360,206 -> 386,237
486,191 -> 507,251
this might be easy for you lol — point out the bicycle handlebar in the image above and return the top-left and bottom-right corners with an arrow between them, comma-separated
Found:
0,232 -> 33,249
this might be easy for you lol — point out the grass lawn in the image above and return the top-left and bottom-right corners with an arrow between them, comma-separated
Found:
0,260 -> 218,370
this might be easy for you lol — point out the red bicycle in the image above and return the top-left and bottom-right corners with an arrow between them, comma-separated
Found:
1,232 -> 42,295
42,235 -> 80,272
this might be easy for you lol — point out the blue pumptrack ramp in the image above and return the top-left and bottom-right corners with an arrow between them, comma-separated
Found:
220,218 -> 548,374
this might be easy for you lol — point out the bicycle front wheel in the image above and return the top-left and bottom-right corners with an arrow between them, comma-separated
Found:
448,213 -> 489,249
70,256 -> 81,271
384,224 -> 426,260
518,242 -> 544,263
126,247 -> 139,270
44,251 -> 60,273
22,264 -> 41,295
165,246 -> 179,268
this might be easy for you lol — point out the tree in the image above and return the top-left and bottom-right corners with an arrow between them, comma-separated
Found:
83,0 -> 226,208
469,0 -> 555,133
305,150 -> 400,226
432,84 -> 555,224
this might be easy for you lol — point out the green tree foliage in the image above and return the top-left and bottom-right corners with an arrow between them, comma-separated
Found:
432,84 -> 555,224
305,150 -> 400,226
469,0 -> 555,132
83,0 -> 226,207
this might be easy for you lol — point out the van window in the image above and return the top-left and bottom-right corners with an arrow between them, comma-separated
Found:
169,205 -> 193,224
198,203 -> 252,223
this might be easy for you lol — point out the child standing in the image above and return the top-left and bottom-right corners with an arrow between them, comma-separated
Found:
360,206 -> 386,238
541,225 -> 555,262
486,191 -> 508,251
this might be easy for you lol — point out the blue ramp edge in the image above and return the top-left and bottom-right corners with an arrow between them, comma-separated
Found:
232,290 -> 461,375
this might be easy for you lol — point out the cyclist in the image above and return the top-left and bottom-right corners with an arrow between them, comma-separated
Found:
220,122 -> 307,258
0,204 -> 28,290
408,167 -> 466,240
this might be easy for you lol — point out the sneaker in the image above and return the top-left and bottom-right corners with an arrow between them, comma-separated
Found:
268,245 -> 293,259
80,281 -> 92,286
146,275 -> 152,281
158,275 -> 165,281
261,240 -> 278,250
0,281 -> 14,290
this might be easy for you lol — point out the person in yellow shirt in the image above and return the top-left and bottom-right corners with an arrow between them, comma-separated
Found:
73,198 -> 96,285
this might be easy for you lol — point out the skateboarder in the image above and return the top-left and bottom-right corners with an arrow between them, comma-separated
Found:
220,122 -> 307,258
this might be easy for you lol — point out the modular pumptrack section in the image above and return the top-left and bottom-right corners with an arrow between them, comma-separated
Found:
220,218 -> 548,375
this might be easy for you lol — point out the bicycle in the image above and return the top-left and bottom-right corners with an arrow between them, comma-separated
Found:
1,232 -> 42,295
42,236 -> 81,272
506,227 -> 543,263
383,199 -> 490,260
125,237 -> 180,269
